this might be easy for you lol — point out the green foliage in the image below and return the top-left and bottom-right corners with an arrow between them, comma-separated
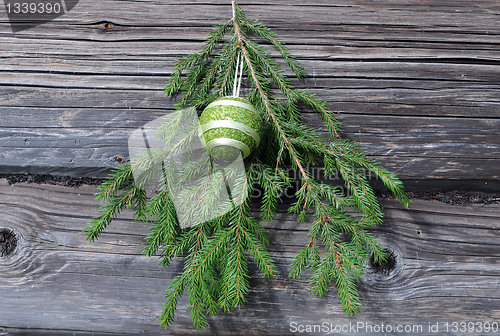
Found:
85,1 -> 409,330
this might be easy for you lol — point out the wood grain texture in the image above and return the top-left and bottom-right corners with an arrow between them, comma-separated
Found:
1,3 -> 499,334
0,0 -> 499,178
0,181 -> 499,335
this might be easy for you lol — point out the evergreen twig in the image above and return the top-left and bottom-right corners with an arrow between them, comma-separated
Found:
85,1 -> 409,330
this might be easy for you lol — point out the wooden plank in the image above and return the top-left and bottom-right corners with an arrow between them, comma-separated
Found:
0,0 -> 499,33
3,62 -> 500,99
0,133 -> 497,181
0,0 -> 499,179
0,108 -> 497,178
0,181 -> 499,335
0,75 -> 498,178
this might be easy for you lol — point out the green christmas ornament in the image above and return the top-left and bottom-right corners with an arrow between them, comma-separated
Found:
199,96 -> 263,160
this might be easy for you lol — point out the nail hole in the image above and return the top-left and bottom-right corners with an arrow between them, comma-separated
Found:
369,249 -> 397,275
0,228 -> 18,258
417,230 -> 422,235
115,156 -> 124,163
105,23 -> 112,29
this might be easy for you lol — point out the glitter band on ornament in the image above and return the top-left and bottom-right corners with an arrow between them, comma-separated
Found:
206,138 -> 251,158
200,120 -> 261,147
205,100 -> 260,117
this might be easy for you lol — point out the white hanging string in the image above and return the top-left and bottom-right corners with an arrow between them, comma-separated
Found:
232,52 -> 240,97
236,52 -> 244,97
232,52 -> 244,97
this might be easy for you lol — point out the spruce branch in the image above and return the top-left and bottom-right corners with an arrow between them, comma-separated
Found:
85,0 -> 410,330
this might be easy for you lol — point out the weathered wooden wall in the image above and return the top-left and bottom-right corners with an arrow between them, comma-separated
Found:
1,0 -> 500,335
0,0 -> 499,180
0,181 -> 499,335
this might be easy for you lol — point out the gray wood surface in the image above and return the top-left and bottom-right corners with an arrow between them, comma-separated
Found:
0,181 -> 499,335
1,1 -> 500,335
1,0 -> 499,179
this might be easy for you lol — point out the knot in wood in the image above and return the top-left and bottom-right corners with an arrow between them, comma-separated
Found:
0,228 -> 17,258
369,249 -> 397,275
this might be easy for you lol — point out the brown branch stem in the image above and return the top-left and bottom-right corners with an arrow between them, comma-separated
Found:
231,6 -> 310,186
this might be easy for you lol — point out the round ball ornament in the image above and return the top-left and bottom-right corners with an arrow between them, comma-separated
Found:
199,96 -> 263,161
